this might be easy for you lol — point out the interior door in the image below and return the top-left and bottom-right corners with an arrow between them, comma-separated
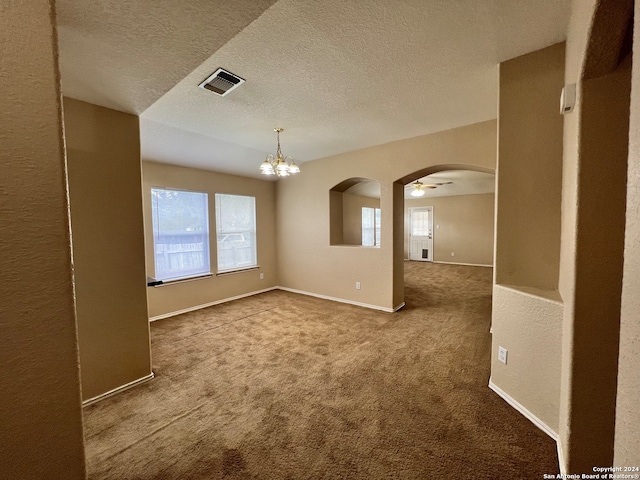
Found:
409,207 -> 433,261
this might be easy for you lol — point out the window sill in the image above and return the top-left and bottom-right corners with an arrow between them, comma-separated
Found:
329,244 -> 381,248
147,273 -> 212,287
216,266 -> 259,276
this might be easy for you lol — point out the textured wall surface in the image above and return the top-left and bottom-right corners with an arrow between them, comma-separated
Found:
0,1 -> 86,478
495,42 -> 565,291
142,162 -> 277,319
614,1 -> 640,466
557,0 -> 598,471
491,285 -> 563,433
490,42 -> 566,453
405,193 -> 495,265
565,56 -> 631,471
65,98 -> 152,401
558,0 -> 636,471
276,121 -> 496,311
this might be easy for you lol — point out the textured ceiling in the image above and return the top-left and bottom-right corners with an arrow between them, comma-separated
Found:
57,0 -> 570,179
56,0 -> 276,114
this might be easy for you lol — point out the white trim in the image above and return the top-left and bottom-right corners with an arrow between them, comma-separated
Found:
82,372 -> 155,407
277,286 -> 400,313
150,273 -> 212,286
393,302 -> 406,312
149,287 -> 278,321
216,266 -> 259,276
557,439 -> 566,475
488,379 -> 558,441
433,261 -> 493,268
490,379 -> 563,473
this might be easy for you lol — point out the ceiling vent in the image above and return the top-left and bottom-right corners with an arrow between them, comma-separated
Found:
198,68 -> 245,96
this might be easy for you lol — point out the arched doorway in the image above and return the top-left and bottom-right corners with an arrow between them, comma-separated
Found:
391,164 -> 496,308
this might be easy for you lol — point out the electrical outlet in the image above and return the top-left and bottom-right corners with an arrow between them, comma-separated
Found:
451,252 -> 455,257
498,346 -> 508,364
356,281 -> 361,290
436,224 -> 440,229
259,273 -> 264,280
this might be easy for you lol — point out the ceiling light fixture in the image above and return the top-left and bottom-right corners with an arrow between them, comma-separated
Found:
410,180 -> 436,197
259,128 -> 300,177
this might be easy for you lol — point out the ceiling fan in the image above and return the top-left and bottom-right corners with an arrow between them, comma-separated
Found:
407,179 -> 453,197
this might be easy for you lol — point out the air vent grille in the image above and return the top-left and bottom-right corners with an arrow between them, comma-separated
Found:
198,68 -> 245,96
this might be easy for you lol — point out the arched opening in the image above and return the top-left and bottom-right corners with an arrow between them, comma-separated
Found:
404,169 -> 495,264
329,177 -> 381,246
391,164 -> 496,307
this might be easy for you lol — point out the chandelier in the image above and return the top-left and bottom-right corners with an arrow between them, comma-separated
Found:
259,128 -> 300,177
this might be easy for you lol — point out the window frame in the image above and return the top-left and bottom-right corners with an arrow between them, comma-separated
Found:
214,193 -> 258,274
362,206 -> 381,247
150,187 -> 211,282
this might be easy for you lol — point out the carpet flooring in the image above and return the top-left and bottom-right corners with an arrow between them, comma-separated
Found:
83,262 -> 559,479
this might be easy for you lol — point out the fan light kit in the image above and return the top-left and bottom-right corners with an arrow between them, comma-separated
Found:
259,128 -> 300,177
410,179 -> 453,197
410,180 -> 436,197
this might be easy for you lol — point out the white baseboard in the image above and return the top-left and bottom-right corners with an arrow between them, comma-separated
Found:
488,379 -> 558,441
277,286 -> 400,313
557,439 -> 566,475
149,287 -> 278,321
393,302 -> 406,312
150,285 -> 404,323
433,261 -> 493,268
489,378 -> 564,473
82,372 -> 154,407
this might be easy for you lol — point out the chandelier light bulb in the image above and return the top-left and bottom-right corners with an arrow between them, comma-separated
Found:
260,155 -> 276,175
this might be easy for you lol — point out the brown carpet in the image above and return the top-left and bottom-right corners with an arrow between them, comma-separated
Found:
84,262 -> 559,479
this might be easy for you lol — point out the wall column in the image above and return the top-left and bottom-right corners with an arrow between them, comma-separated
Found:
0,1 -> 86,478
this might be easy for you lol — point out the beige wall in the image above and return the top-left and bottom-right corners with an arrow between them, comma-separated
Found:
564,56 -> 631,470
0,1 -> 86,478
616,1 -> 640,465
276,120 -> 496,311
491,0 -> 639,471
490,43 -> 565,440
495,42 -> 564,291
405,193 -> 494,265
557,0 -> 596,470
343,193 -> 380,245
65,98 -> 152,401
142,162 -> 278,318
558,0 -> 634,471
491,286 -> 563,432
329,190 -> 344,245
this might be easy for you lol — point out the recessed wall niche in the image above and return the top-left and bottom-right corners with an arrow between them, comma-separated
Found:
329,178 -> 381,246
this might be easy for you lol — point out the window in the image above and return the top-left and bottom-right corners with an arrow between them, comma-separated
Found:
411,210 -> 430,236
362,207 -> 381,247
151,188 -> 210,281
215,194 -> 257,272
